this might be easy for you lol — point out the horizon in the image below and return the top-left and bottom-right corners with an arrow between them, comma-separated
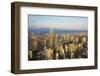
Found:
28,28 -> 88,33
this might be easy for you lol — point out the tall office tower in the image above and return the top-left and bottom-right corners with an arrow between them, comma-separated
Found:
46,25 -> 55,48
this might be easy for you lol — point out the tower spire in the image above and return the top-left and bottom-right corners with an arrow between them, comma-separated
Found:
50,25 -> 53,33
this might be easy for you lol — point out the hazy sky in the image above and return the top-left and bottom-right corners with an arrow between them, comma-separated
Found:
28,15 -> 88,31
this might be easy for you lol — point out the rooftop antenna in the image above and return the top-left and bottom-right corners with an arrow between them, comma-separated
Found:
50,25 -> 53,34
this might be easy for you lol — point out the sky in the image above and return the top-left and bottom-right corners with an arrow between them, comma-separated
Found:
28,15 -> 88,31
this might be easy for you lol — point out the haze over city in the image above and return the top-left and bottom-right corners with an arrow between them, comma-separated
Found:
28,15 -> 88,31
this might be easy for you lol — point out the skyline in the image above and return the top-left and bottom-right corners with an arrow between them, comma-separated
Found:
28,15 -> 88,31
